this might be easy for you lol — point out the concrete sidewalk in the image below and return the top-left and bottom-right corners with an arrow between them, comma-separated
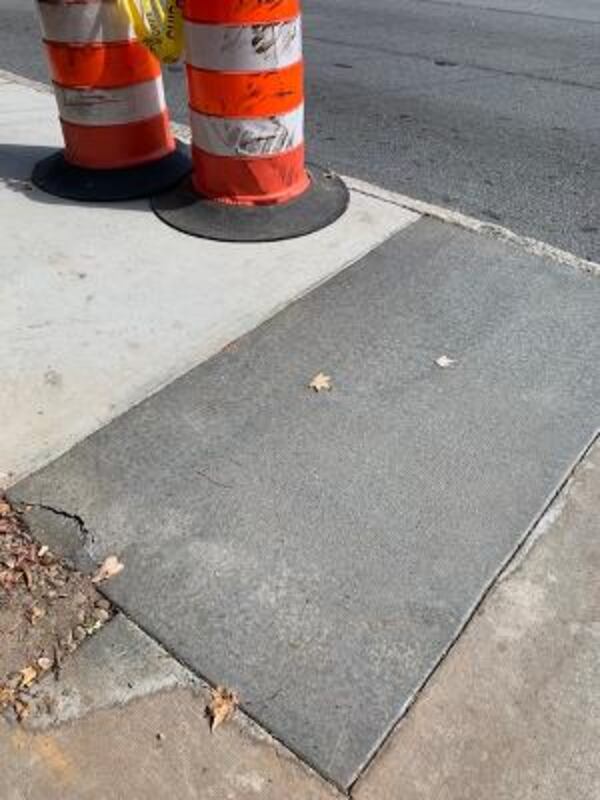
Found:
2,72 -> 600,798
2,440 -> 598,799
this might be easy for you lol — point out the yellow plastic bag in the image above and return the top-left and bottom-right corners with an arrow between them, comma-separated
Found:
121,0 -> 184,64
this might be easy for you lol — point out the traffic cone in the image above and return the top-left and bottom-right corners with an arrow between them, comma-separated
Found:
32,0 -> 190,202
152,0 -> 349,242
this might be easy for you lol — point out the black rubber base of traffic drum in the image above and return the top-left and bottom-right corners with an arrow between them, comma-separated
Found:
150,166 -> 350,242
31,141 -> 191,202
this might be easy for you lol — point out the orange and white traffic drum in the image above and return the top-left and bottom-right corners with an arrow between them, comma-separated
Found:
33,0 -> 190,200
151,0 -> 348,242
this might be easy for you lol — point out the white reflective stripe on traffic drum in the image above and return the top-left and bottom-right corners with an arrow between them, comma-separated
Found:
185,18 -> 302,73
37,0 -> 135,44
190,105 -> 304,157
55,77 -> 166,126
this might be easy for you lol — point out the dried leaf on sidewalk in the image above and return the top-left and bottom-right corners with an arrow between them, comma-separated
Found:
0,686 -> 15,708
13,698 -> 30,721
91,555 -> 124,584
435,355 -> 456,369
206,686 -> 239,732
0,500 -> 10,516
27,605 -> 45,625
309,372 -> 332,392
19,665 -> 37,689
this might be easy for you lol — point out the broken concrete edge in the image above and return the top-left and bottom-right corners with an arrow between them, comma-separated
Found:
346,429 -> 600,795
7,500 -> 96,575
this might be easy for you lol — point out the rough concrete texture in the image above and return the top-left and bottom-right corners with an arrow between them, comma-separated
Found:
23,614 -> 194,729
0,78 -> 417,486
354,437 -> 600,800
12,219 -> 600,787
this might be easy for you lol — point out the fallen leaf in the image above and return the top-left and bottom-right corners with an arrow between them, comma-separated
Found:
309,372 -> 332,392
37,657 -> 53,672
21,565 -> 33,590
0,500 -> 10,516
28,605 -> 46,625
91,555 -> 124,584
0,686 -> 15,708
13,699 -> 30,721
206,686 -> 239,732
435,355 -> 456,369
19,666 -> 37,689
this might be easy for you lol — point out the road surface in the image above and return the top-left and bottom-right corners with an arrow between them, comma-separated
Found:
1,0 -> 598,260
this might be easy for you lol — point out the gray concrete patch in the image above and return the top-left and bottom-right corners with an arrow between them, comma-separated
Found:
23,614 -> 194,730
11,219 -> 600,787
354,437 -> 600,800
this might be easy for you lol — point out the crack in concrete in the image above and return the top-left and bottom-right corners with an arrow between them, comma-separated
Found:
17,501 -> 95,549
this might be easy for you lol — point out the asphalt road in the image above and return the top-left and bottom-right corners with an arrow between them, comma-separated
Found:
1,0 -> 598,259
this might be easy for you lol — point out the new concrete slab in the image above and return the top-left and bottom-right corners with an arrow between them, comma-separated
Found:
0,78 -> 417,486
12,219 -> 600,787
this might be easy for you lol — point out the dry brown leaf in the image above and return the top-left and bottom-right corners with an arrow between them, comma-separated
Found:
0,500 -> 10,516
0,686 -> 15,708
309,372 -> 332,392
21,565 -> 33,590
19,666 -> 37,689
28,605 -> 46,625
91,555 -> 124,584
13,699 -> 30,721
206,686 -> 239,732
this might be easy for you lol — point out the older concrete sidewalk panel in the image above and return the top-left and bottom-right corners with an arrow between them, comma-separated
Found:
12,219 -> 600,787
0,617 -> 340,800
354,437 -> 600,800
0,78 -> 417,486
23,614 -> 194,729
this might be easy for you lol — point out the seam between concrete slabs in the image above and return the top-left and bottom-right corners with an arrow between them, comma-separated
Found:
82,594 -> 347,797
0,72 -> 419,487
346,429 -> 600,796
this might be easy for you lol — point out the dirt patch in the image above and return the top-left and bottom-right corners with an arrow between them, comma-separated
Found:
0,497 -> 112,721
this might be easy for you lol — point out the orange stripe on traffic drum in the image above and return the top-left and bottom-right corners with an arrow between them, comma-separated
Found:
186,62 -> 303,118
62,111 -> 175,169
184,0 -> 300,25
46,41 -> 160,89
191,142 -> 309,205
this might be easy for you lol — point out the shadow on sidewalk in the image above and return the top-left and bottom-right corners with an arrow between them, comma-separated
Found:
0,143 -> 169,213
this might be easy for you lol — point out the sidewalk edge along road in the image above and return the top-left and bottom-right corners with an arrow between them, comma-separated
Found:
1,66 -> 596,277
